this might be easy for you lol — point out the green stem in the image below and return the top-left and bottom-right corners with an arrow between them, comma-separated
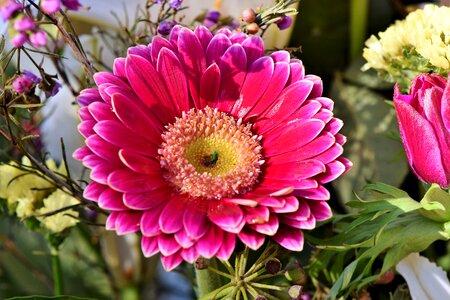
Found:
51,249 -> 64,296
195,258 -> 223,298
349,0 -> 369,59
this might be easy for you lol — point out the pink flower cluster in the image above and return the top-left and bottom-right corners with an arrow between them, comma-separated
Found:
41,0 -> 82,14
12,70 -> 41,94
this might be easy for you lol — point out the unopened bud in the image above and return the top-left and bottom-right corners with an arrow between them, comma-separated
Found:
374,270 -> 395,285
242,8 -> 256,23
288,285 -> 303,299
246,22 -> 260,34
254,296 -> 267,300
285,261 -> 307,285
265,258 -> 282,274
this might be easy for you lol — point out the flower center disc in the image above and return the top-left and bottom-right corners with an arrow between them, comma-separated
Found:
159,107 -> 264,199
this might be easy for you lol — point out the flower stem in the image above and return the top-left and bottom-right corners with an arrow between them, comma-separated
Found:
51,249 -> 64,296
195,258 -> 223,298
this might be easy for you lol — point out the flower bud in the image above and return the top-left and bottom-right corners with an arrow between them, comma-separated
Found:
276,16 -> 293,30
246,22 -> 259,34
30,30 -> 48,47
242,8 -> 256,23
265,258 -> 282,274
41,0 -> 62,14
14,16 -> 36,32
288,285 -> 303,299
11,32 -> 28,48
12,76 -> 33,93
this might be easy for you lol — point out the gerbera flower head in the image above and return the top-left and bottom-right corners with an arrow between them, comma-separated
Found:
74,25 -> 351,271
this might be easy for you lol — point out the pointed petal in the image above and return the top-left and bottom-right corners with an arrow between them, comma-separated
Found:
161,252 -> 183,271
158,234 -> 182,256
208,202 -> 245,233
141,236 -> 159,257
159,197 -> 186,234
115,211 -> 142,235
196,226 -> 223,258
123,187 -> 169,210
183,204 -> 210,239
108,169 -> 166,193
272,226 -> 304,251
238,229 -> 265,250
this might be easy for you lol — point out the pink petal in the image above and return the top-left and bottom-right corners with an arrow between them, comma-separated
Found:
98,188 -> 127,210
157,48 -> 189,114
183,204 -> 210,239
270,50 -> 290,63
263,119 -> 326,157
270,196 -> 299,213
123,188 -> 169,210
141,204 -> 165,237
287,60 -> 305,84
238,229 -> 265,250
181,247 -> 199,263
244,206 -> 270,224
94,120 -> 158,156
309,200 -> 332,221
82,154 -> 104,169
127,44 -> 152,63
158,234 -> 182,256
195,26 -> 213,51
77,88 -> 101,107
78,120 -> 96,138
196,225 -> 223,258
241,35 -> 264,65
125,54 -> 175,124
161,252 -> 183,271
216,232 -> 236,260
281,214 -> 316,229
260,177 -> 318,190
245,62 -> 290,120
233,57 -> 274,117
272,226 -> 304,251
90,162 -> 120,184
159,197 -> 186,234
88,102 -> 116,122
151,36 -> 174,63
141,236 -> 159,257
255,80 -> 314,133
85,135 -> 120,163
78,106 -> 93,121
105,211 -> 119,230
111,94 -> 163,144
304,75 -> 323,98
199,63 -> 221,109
108,169 -> 166,193
325,118 -> 343,135
249,215 -> 279,236
113,57 -> 126,78
284,199 -> 311,221
115,211 -> 142,235
294,185 -> 330,200
264,160 -> 326,181
174,229 -> 196,249
316,160 -> 347,184
215,44 -> 247,112
205,34 -> 231,65
83,181 -> 106,201
119,149 -> 162,175
208,202 -> 245,233
178,28 -> 206,107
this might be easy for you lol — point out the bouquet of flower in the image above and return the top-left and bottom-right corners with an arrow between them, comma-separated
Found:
0,1 -> 449,299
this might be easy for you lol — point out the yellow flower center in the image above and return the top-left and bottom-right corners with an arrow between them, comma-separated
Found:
159,107 -> 264,199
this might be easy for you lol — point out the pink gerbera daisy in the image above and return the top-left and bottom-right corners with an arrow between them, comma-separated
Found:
74,26 -> 351,271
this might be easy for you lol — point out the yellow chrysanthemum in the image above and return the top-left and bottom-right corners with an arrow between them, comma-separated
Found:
36,189 -> 80,233
363,4 -> 450,77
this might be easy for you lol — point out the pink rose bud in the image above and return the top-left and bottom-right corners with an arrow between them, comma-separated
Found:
14,16 -> 36,32
11,32 -> 28,47
242,8 -> 256,23
394,73 -> 450,188
29,30 -> 48,47
41,0 -> 61,14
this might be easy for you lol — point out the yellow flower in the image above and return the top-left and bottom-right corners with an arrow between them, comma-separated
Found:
36,189 -> 80,233
363,4 -> 450,75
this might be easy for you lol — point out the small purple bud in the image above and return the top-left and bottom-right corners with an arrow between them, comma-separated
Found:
41,0 -> 62,14
153,0 -> 163,4
157,20 -> 174,35
0,0 -> 22,21
29,30 -> 48,47
168,0 -> 182,10
62,0 -> 82,11
23,70 -> 41,84
14,16 -> 36,32
11,32 -> 28,48
45,81 -> 61,98
206,10 -> 220,23
12,76 -> 33,93
276,16 -> 293,30
228,19 -> 240,30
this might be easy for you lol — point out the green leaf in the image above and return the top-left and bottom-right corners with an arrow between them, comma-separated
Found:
419,184 -> 450,222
